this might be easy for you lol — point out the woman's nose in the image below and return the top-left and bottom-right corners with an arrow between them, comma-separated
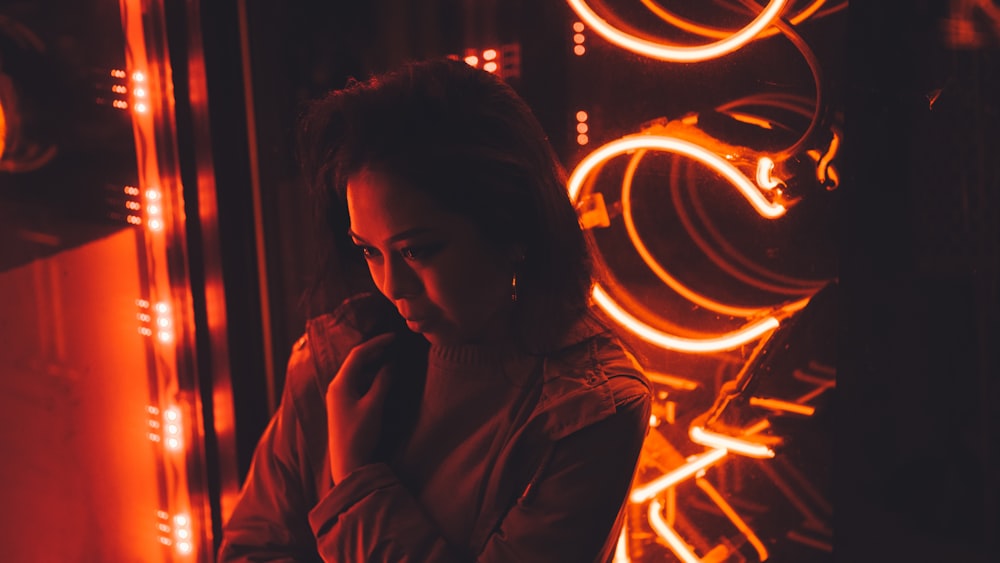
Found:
381,255 -> 420,300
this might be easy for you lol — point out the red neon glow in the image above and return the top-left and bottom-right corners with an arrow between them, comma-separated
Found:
566,0 -> 789,62
630,448 -> 727,503
689,425 -> 776,458
591,283 -> 780,353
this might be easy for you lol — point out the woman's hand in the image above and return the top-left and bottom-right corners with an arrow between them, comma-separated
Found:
325,332 -> 396,484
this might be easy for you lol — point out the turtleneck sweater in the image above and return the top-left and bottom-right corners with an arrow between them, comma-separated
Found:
391,343 -> 542,552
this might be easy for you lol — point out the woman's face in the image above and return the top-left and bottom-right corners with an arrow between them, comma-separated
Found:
346,168 -> 515,346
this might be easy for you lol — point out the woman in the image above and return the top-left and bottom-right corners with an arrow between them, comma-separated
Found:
218,58 -> 651,562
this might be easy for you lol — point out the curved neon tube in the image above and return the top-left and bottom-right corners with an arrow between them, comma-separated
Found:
648,500 -> 700,563
566,0 -> 788,62
568,134 -> 786,218
631,448 -> 727,503
620,149 -> 785,318
756,157 -> 781,190
592,285 -> 779,353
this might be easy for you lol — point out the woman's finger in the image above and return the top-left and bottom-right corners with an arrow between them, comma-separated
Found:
361,364 -> 393,409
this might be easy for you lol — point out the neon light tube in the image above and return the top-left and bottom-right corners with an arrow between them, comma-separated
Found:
756,157 -> 781,190
592,285 -> 779,353
566,0 -> 789,62
630,448 -> 727,503
648,500 -> 700,563
689,426 -> 776,458
568,134 -> 786,219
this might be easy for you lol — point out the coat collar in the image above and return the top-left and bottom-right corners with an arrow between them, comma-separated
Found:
305,292 -> 623,441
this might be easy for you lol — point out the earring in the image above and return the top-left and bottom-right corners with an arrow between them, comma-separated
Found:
511,271 -> 518,302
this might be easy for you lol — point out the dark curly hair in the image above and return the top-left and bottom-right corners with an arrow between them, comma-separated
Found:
297,58 -> 599,352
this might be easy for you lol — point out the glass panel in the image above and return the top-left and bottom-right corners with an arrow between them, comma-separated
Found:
1,0 -> 209,560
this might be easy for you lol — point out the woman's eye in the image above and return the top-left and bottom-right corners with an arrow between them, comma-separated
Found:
400,247 -> 421,260
357,246 -> 380,259
400,244 -> 441,261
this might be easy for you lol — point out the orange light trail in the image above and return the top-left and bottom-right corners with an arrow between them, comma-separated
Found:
568,134 -> 786,218
689,425 -> 776,458
566,0 -> 789,62
592,285 -> 780,353
630,448 -> 727,503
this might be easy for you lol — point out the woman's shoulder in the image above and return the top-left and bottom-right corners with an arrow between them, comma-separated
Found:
543,318 -> 651,405
282,292 -> 408,395
549,314 -> 649,383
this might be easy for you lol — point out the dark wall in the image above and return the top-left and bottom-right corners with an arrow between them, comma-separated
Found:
840,1 -> 999,560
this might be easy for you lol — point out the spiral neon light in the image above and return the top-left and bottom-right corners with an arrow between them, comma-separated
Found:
568,134 -> 786,218
620,148 -> 796,319
570,135 -> 784,352
566,0 -> 789,62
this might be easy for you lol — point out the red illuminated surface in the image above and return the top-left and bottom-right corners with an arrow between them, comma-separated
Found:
0,230 -> 168,561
